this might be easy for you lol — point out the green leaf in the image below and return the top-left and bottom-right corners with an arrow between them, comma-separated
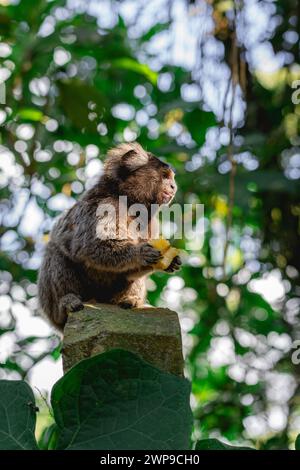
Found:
296,434 -> 300,450
0,380 -> 39,450
58,79 -> 108,132
113,58 -> 158,85
183,109 -> 216,146
140,22 -> 171,42
195,438 -> 254,450
51,344 -> 62,361
17,108 -> 43,122
37,423 -> 59,450
51,349 -> 192,450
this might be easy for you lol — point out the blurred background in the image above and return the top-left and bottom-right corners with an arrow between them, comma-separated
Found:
0,0 -> 300,449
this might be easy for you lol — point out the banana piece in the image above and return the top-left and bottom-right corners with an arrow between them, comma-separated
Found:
149,238 -> 180,270
155,247 -> 180,270
149,237 -> 170,253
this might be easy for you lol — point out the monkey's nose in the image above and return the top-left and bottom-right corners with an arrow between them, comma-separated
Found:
170,183 -> 175,190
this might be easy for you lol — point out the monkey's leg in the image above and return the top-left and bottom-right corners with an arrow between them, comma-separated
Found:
39,241 -> 85,331
112,278 -> 146,309
126,266 -> 153,281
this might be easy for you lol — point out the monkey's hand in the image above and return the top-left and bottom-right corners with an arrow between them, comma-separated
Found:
164,255 -> 182,273
139,243 -> 162,267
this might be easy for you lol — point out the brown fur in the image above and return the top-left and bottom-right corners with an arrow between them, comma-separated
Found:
37,142 -> 181,332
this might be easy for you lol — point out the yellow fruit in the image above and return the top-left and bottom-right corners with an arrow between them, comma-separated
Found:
155,247 -> 180,270
149,238 -> 180,270
149,237 -> 170,253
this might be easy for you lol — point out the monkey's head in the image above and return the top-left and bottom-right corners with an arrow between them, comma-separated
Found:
104,142 -> 177,206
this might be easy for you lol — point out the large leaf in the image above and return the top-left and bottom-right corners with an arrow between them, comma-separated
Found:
51,349 -> 192,450
0,380 -> 38,450
296,434 -> 300,450
195,438 -> 254,450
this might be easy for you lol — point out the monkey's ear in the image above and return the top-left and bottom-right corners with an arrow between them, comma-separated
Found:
104,142 -> 149,178
121,148 -> 149,171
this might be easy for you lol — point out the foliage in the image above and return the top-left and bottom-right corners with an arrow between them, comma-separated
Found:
0,380 -> 38,449
296,434 -> 300,451
195,438 -> 253,451
0,0 -> 299,449
0,350 -> 192,450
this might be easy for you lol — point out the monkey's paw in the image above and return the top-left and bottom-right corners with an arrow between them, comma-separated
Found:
139,243 -> 162,266
59,294 -> 84,315
164,255 -> 182,273
118,301 -> 134,309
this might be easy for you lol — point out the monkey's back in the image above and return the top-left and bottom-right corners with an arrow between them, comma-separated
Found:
38,237 -> 140,330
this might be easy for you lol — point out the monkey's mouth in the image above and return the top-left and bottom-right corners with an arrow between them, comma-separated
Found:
161,191 -> 174,204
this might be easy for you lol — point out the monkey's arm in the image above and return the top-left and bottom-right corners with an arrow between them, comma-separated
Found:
71,237 -> 161,273
53,201 -> 161,273
67,207 -> 160,272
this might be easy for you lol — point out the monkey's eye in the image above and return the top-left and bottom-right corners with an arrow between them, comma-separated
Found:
162,167 -> 175,178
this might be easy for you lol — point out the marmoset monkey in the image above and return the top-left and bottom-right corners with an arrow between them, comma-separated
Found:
38,142 -> 181,332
